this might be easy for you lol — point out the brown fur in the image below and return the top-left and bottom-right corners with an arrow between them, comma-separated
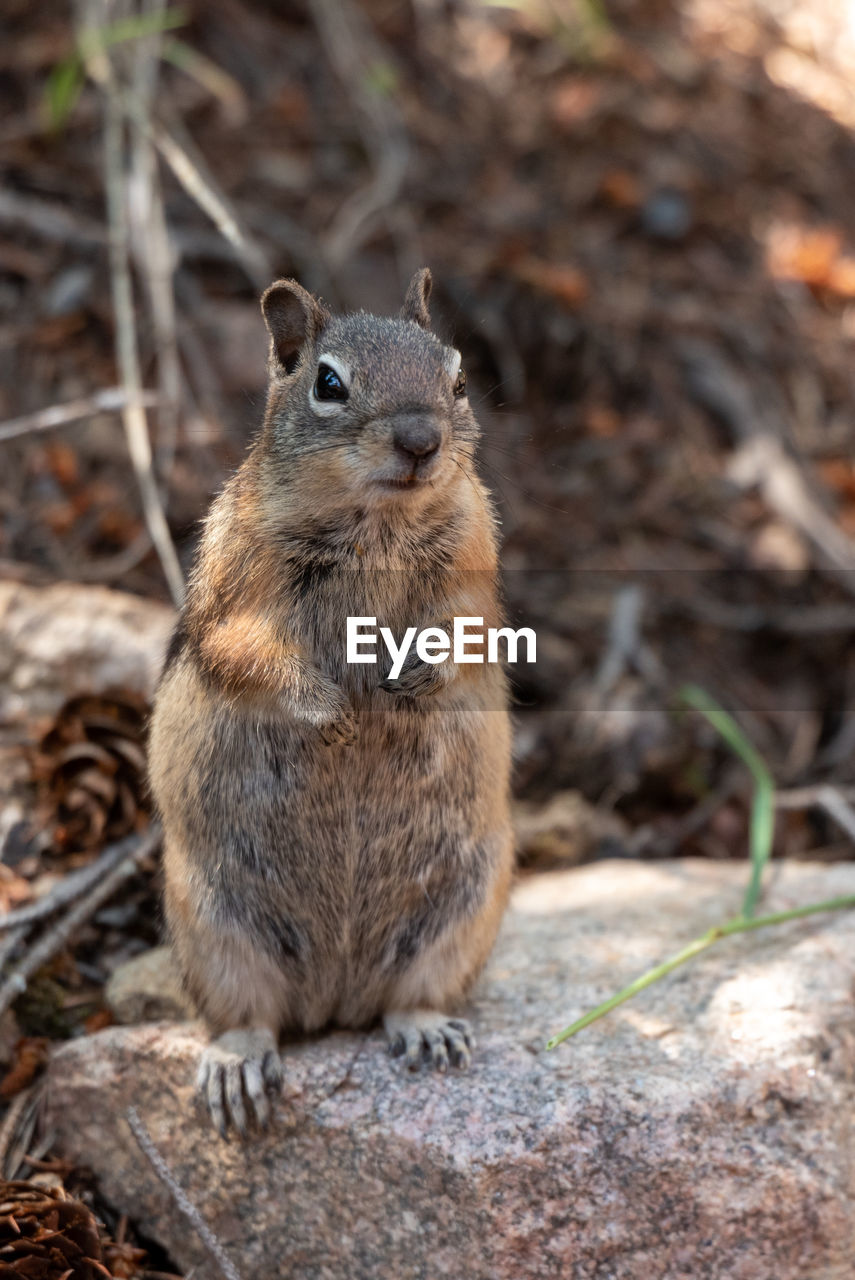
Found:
149,270 -> 513,1083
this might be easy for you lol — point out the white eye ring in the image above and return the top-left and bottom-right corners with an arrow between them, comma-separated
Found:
310,354 -> 351,414
445,349 -> 462,380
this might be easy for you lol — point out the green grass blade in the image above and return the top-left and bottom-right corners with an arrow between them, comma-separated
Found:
679,683 -> 774,917
546,893 -> 855,1049
45,56 -> 86,131
77,7 -> 188,61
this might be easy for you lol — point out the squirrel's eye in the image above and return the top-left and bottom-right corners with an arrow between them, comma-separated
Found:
315,363 -> 349,402
453,368 -> 467,398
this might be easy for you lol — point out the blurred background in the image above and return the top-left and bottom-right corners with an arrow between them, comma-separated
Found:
4,0 -> 855,864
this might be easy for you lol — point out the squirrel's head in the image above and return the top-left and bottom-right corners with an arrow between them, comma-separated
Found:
259,269 -> 478,512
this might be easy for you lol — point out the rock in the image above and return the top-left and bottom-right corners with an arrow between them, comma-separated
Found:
0,580 -> 174,726
44,859 -> 855,1279
105,947 -> 195,1026
641,187 -> 692,241
514,790 -> 629,867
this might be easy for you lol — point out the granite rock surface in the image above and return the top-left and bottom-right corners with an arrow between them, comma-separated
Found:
0,579 -> 174,724
44,859 -> 855,1279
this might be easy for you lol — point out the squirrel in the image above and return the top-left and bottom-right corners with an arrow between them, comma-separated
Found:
148,269 -> 513,1137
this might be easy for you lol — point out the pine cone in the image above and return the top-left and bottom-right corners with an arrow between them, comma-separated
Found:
31,695 -> 149,854
0,1179 -> 110,1279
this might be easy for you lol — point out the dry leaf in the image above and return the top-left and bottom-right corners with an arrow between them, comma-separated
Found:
0,1039 -> 49,1099
766,221 -> 855,296
511,257 -> 589,307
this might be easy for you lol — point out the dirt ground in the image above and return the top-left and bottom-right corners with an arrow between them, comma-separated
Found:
2,0 -> 855,1270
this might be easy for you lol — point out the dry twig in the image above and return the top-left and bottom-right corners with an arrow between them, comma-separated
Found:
97,56 -> 270,288
0,389 -> 159,444
0,1087 -> 39,1180
128,0 -> 183,486
0,836 -> 142,933
126,1106 -> 243,1280
39,525 -> 155,583
0,929 -> 26,970
679,340 -> 855,592
307,0 -> 411,270
0,826 -> 160,1022
663,594 -> 855,635
595,584 -> 663,694
776,784 -> 855,844
80,3 -> 185,606
145,110 -> 270,289
0,189 -> 105,248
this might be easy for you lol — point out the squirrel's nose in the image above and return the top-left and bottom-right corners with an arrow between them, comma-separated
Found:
392,417 -> 441,464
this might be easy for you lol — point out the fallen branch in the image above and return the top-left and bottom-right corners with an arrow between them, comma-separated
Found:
0,826 -> 160,1022
0,388 -> 158,444
0,835 -> 142,933
126,1106 -> 243,1280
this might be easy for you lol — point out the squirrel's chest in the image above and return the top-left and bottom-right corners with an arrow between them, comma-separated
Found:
291,565 -> 439,679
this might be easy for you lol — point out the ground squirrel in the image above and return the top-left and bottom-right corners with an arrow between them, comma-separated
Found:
149,269 -> 513,1136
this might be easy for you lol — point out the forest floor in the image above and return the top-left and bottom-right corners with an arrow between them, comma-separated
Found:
3,0 -> 855,1271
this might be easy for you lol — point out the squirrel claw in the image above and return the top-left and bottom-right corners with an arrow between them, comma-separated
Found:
196,1029 -> 282,1139
384,1010 -> 474,1072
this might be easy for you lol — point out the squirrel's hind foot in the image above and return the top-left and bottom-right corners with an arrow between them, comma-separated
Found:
196,1028 -> 282,1139
384,1010 -> 474,1073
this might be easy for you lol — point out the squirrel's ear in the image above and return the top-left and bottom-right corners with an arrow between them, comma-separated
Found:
401,267 -> 432,329
261,279 -> 329,376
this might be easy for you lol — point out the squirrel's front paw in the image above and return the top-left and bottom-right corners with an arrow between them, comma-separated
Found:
380,662 -> 443,698
196,1028 -> 282,1139
317,707 -> 358,746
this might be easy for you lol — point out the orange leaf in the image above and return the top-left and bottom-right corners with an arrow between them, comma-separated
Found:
599,169 -> 641,209
512,257 -> 589,307
0,1038 -> 49,1098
